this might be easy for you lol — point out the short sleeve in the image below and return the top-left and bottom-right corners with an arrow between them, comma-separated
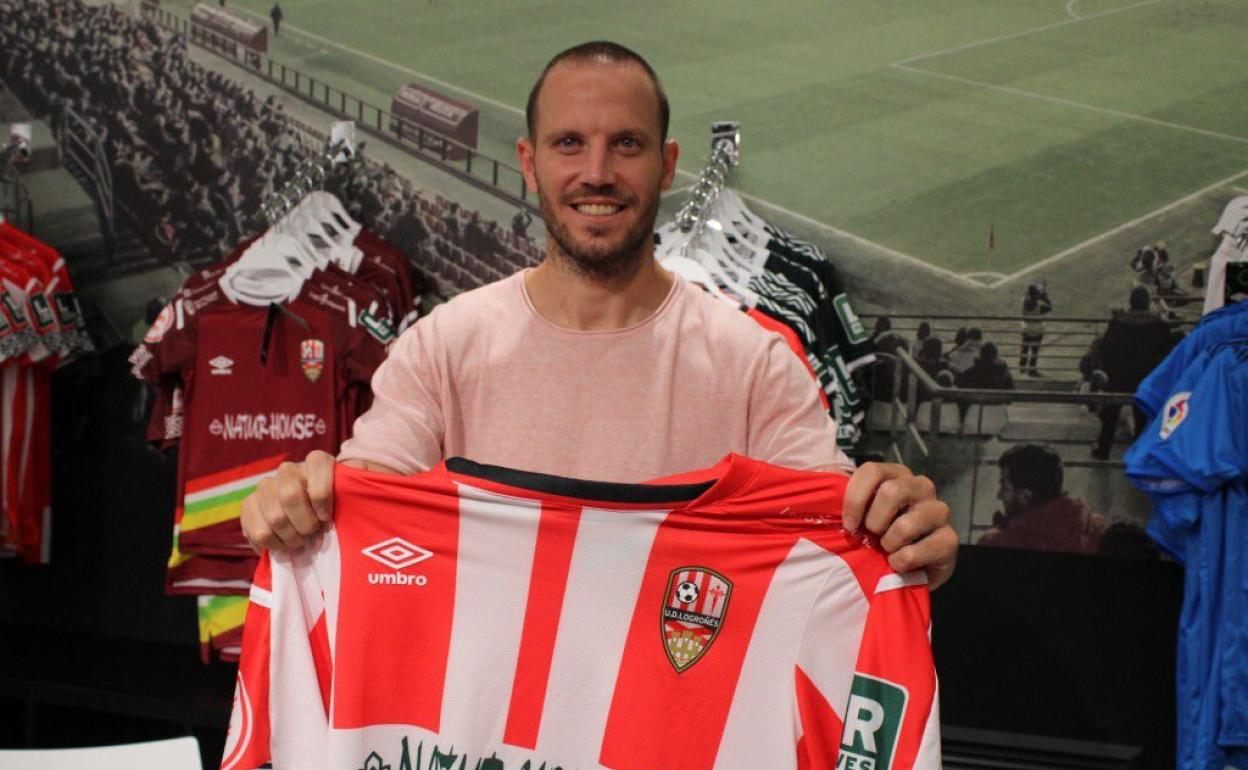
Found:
336,310 -> 446,474
1146,347 -> 1247,492
747,335 -> 855,474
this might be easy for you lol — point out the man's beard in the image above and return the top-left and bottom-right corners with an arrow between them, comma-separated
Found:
538,182 -> 659,281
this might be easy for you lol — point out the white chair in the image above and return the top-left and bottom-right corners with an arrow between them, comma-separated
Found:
0,736 -> 203,769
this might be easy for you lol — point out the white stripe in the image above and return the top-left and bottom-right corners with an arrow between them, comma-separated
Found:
714,539 -> 845,770
313,527 -> 343,670
536,507 -> 668,766
170,577 -> 254,591
249,583 -> 273,608
795,553 -> 873,724
913,672 -> 943,769
440,484 -> 544,752
183,467 -> 277,504
1,366 -> 16,534
875,571 -> 929,594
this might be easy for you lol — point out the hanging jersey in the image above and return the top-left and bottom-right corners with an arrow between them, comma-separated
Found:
1125,340 -> 1248,770
133,295 -> 386,556
224,454 -> 939,770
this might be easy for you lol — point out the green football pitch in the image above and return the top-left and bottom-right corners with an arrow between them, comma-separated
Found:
164,0 -> 1248,286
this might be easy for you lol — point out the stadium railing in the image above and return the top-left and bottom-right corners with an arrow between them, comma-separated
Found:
860,312 -> 1190,384
0,157 -> 33,235
57,107 -> 114,249
863,346 -> 1147,542
141,5 -> 537,215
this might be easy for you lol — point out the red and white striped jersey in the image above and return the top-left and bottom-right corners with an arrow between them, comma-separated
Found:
224,454 -> 940,770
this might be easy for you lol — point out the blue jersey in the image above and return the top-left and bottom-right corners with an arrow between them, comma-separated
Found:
1135,299 -> 1248,419
1126,339 -> 1248,770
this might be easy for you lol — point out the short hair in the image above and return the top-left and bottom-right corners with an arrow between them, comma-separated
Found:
1129,286 -> 1150,311
979,342 -> 998,362
967,327 -> 984,342
874,316 -> 892,335
917,321 -> 932,340
998,444 -> 1063,502
526,41 -> 670,141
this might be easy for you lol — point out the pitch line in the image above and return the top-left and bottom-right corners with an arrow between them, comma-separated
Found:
893,0 -> 1166,67
988,167 -> 1248,287
210,4 -> 974,286
1066,0 -> 1081,19
892,64 -> 1248,147
1233,186 -> 1248,194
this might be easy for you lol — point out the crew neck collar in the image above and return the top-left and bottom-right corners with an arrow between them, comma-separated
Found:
442,452 -> 760,512
515,268 -> 684,337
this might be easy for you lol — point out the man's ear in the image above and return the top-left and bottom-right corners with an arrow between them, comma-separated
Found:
517,136 -> 538,194
1017,488 -> 1036,511
660,138 -> 680,191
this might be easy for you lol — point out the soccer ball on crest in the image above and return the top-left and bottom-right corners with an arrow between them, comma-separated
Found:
676,581 -> 700,604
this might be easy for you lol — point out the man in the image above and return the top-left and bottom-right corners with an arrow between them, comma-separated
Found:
269,2 -> 282,36
979,444 -> 1105,554
241,41 -> 958,587
1019,281 -> 1052,376
1091,287 -> 1175,459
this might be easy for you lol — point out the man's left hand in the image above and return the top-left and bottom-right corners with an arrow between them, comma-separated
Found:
842,462 -> 957,589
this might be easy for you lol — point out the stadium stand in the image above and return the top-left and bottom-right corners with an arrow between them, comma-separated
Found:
0,0 -> 541,292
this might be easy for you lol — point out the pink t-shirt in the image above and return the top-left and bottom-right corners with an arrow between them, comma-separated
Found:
338,270 -> 853,482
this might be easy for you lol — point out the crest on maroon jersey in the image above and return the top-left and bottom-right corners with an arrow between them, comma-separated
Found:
662,566 -> 732,673
301,338 -> 325,382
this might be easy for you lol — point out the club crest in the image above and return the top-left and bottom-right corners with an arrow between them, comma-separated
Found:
301,338 -> 325,382
662,566 -> 731,673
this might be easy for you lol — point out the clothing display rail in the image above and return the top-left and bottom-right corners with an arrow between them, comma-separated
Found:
259,138 -> 353,226
675,121 -> 741,236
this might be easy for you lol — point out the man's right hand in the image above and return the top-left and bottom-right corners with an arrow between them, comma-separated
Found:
241,451 -> 396,551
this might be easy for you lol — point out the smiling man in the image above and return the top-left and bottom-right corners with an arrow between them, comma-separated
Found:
241,41 -> 957,588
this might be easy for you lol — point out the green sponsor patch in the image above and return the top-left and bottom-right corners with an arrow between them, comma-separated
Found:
833,294 -> 868,346
360,311 -> 396,345
838,674 -> 908,770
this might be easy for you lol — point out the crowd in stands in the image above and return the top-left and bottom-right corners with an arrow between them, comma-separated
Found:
869,317 -> 1016,407
0,0 -> 541,294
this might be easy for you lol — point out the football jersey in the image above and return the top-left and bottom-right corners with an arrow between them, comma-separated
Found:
133,294 -> 386,556
224,454 -> 939,770
1125,339 -> 1248,770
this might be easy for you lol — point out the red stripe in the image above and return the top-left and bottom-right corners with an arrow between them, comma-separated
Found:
502,503 -> 582,749
693,571 -> 713,611
599,514 -> 793,770
331,467 -> 460,731
795,665 -> 844,770
853,585 -> 936,770
184,453 -> 288,494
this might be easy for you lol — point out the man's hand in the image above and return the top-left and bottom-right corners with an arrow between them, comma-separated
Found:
240,451 -> 396,552
842,462 -> 957,589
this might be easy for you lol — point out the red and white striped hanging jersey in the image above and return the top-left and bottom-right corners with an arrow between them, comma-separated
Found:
224,454 -> 940,770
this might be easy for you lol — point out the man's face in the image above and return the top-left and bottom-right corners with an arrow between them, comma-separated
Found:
997,469 -> 1033,518
518,60 -> 679,280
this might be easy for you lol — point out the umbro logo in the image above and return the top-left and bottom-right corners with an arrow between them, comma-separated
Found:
363,538 -> 432,587
209,355 -> 234,375
362,537 -> 433,570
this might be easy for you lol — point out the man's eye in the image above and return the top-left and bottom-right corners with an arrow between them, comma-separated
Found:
618,137 -> 640,149
554,136 -> 580,149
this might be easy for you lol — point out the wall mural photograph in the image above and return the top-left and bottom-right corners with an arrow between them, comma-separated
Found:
0,0 -> 1244,768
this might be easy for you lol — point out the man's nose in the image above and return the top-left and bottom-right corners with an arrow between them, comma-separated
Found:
580,141 -> 615,187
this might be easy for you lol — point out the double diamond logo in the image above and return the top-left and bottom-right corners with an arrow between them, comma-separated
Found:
361,537 -> 433,570
209,355 -> 235,375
